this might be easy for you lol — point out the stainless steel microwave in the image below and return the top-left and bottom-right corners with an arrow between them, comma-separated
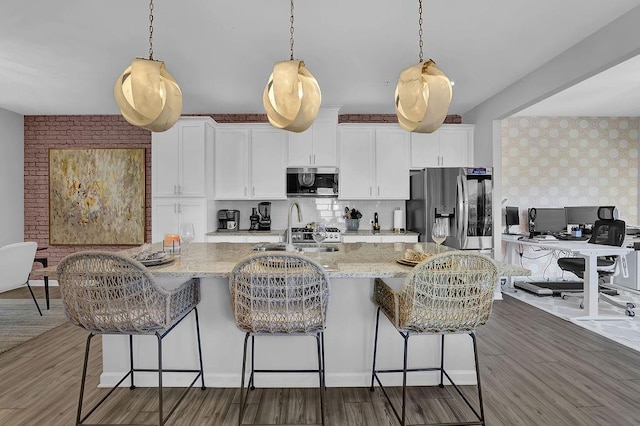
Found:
286,167 -> 339,197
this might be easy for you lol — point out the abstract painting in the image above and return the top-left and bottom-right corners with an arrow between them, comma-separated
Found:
49,148 -> 145,245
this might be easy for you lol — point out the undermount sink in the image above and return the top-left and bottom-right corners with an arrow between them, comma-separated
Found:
252,243 -> 339,253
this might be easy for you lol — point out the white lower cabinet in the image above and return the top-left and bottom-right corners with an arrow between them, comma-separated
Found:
152,198 -> 206,243
206,234 -> 282,243
342,234 -> 418,243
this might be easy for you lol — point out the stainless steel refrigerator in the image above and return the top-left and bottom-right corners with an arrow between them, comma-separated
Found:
407,167 -> 493,251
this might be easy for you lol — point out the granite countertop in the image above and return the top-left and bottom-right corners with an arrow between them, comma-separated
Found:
29,242 -> 529,280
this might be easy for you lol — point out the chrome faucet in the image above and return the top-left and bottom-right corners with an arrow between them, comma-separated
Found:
287,201 -> 303,249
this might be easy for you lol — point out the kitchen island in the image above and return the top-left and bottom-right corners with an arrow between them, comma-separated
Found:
43,242 -> 529,388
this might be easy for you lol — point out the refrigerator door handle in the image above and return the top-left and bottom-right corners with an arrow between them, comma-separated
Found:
461,175 -> 470,242
456,175 -> 465,241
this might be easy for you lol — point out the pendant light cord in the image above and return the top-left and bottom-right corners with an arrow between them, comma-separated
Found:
148,0 -> 155,60
289,0 -> 295,60
418,0 -> 423,63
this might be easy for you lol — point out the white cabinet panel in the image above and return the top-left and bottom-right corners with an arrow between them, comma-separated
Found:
152,118 -> 214,197
152,198 -> 206,243
250,128 -> 287,199
379,235 -> 418,243
341,234 -> 381,243
214,128 -> 249,199
287,108 -> 338,167
207,234 -> 282,243
339,127 -> 375,199
342,234 -> 418,243
215,125 -> 287,200
339,125 -> 409,200
375,128 -> 410,199
410,124 -> 474,169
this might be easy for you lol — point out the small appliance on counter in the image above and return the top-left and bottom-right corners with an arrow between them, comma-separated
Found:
217,209 -> 240,231
249,207 -> 260,231
258,202 -> 271,231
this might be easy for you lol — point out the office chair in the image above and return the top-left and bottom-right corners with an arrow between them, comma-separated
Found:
558,206 -> 635,317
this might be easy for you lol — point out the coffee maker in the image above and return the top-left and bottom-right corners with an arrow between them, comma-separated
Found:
257,202 -> 271,231
217,209 -> 240,231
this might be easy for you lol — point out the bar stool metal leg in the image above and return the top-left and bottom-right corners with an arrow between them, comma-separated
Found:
239,332 -> 251,425
370,307 -> 381,391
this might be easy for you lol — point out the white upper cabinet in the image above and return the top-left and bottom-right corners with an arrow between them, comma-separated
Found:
215,124 -> 287,200
339,125 -> 410,200
152,117 -> 215,198
287,107 -> 339,167
410,124 -> 474,168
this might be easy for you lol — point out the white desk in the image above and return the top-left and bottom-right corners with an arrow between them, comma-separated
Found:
502,234 -> 631,320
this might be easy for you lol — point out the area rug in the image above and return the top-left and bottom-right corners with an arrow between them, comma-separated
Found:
503,286 -> 640,352
0,299 -> 67,354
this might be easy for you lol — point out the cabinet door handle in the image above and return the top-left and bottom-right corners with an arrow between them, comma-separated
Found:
178,185 -> 182,194
244,187 -> 247,196
370,187 -> 372,196
377,186 -> 380,196
252,187 -> 255,196
310,154 -> 312,164
313,154 -> 316,164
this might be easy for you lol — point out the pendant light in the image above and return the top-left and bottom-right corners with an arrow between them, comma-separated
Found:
395,0 -> 452,133
263,0 -> 321,133
114,0 -> 182,132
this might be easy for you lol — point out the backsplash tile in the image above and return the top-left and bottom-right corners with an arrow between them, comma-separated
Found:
214,199 -> 405,231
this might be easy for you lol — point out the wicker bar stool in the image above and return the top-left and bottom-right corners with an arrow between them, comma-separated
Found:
56,251 -> 205,426
230,252 -> 331,426
370,252 -> 499,426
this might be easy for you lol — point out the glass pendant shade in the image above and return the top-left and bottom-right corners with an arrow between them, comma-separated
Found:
395,59 -> 452,133
263,60 -> 321,133
114,58 -> 183,132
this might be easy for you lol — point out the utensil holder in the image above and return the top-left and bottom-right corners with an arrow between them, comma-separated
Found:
346,218 -> 360,231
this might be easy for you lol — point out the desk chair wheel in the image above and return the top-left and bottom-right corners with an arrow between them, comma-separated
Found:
626,309 -> 635,317
580,301 -> 584,309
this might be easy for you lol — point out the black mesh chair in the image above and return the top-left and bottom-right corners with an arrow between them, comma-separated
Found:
558,206 -> 635,317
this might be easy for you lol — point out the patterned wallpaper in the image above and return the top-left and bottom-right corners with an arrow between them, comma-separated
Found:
501,116 -> 639,277
502,116 -> 639,226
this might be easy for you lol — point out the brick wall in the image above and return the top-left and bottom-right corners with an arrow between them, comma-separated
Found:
24,115 -> 151,265
24,113 -> 462,265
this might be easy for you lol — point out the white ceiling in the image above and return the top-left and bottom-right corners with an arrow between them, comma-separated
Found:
1,0 -> 640,117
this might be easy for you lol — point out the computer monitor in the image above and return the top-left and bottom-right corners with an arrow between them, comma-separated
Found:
529,207 -> 567,235
565,206 -> 600,227
505,206 -> 519,234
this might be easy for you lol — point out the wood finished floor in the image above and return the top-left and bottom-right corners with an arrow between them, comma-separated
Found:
2,287 -> 640,425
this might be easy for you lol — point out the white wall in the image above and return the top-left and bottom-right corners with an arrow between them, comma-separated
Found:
0,108 -> 24,246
